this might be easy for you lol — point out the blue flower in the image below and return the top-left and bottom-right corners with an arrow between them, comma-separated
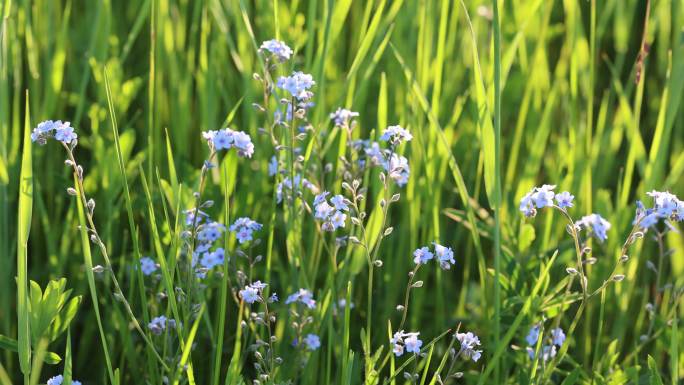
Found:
380,125 -> 412,145
550,327 -> 565,347
330,108 -> 359,127
197,221 -> 226,242
229,217 -> 262,244
434,243 -> 455,270
390,331 -> 422,357
637,191 -> 684,228
148,316 -> 177,335
31,120 -> 77,145
47,375 -> 83,385
139,256 -> 158,276
312,192 -> 348,231
413,247 -> 434,265
239,281 -> 267,304
303,334 -> 321,351
525,325 -> 540,346
259,39 -> 293,62
54,124 -> 78,144
386,153 -> 410,187
455,331 -> 483,362
268,156 -> 278,176
286,288 -> 316,309
202,128 -> 254,157
277,72 -> 315,101
277,175 -> 318,204
575,213 -> 611,242
555,191 -> 574,208
200,248 -> 225,269
404,333 -> 422,354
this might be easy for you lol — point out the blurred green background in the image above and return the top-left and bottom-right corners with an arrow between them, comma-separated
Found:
1,0 -> 683,383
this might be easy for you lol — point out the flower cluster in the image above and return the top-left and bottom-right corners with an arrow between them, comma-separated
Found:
259,39 -> 293,62
525,324 -> 565,362
412,243 -> 455,269
47,375 -> 82,385
575,213 -> 611,242
313,192 -> 349,231
364,142 -> 411,186
330,108 -> 359,128
285,288 -> 316,309
31,120 -> 78,145
184,210 -> 227,277
391,330 -> 423,357
202,128 -> 254,157
148,315 -> 177,336
197,221 -> 227,243
455,331 -> 482,362
239,281 -> 268,304
277,71 -> 315,101
229,217 -> 263,244
276,174 -> 318,203
380,125 -> 413,146
519,185 -> 574,217
139,256 -> 159,276
636,191 -> 684,229
184,208 -> 209,226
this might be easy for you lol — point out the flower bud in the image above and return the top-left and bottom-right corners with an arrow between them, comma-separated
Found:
67,187 -> 78,196
612,274 -> 625,282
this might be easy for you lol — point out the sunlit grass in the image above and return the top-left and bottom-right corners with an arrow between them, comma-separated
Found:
2,0 -> 683,384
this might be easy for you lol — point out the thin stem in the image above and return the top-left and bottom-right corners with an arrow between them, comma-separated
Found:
398,265 -> 421,331
61,143 -> 168,370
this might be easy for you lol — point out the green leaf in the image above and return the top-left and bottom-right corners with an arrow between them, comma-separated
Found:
647,355 -> 664,385
17,92 -> 32,377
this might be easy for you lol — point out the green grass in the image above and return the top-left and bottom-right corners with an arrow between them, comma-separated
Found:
2,0 -> 684,384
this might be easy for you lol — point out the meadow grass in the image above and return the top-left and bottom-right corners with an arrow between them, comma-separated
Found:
1,0 -> 684,384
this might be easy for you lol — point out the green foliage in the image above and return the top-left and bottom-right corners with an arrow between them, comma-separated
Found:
1,0 -> 683,384
28,279 -> 81,346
